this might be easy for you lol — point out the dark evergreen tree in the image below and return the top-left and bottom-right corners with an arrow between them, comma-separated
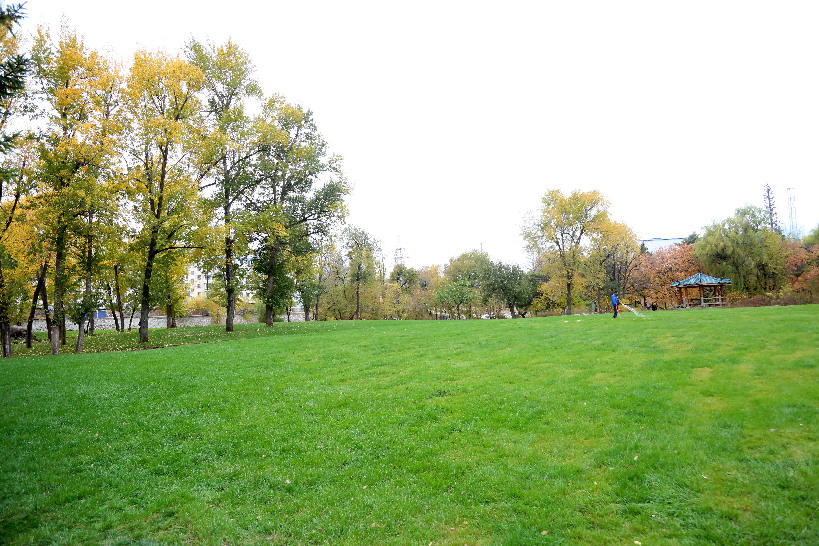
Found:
763,183 -> 780,233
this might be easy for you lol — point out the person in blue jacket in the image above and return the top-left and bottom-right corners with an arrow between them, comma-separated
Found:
611,291 -> 620,318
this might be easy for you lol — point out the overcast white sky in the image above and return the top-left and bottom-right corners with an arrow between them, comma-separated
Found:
22,1 -> 819,269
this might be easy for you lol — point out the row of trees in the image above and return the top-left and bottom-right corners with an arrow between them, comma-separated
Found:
2,9 -> 816,357
282,226 -> 539,322
271,186 -> 818,323
0,14 -> 347,356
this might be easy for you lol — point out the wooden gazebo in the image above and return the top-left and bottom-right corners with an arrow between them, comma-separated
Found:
671,272 -> 731,308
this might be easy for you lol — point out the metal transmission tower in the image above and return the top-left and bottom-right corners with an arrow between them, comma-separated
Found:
394,247 -> 405,267
787,187 -> 798,240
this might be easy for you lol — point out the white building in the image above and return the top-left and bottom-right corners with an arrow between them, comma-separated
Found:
184,266 -> 211,297
184,265 -> 256,303
639,237 -> 685,253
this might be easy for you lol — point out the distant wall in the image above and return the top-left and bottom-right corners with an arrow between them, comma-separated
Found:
25,311 -> 305,332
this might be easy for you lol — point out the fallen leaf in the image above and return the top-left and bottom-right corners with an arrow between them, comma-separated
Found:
634,455 -> 639,460
541,530 -> 548,535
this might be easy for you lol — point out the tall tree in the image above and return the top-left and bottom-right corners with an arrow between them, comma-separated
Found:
342,226 -> 379,320
763,183 -> 780,233
30,26 -> 121,352
123,50 -> 207,344
445,251 -> 491,319
0,2 -> 26,159
250,98 -> 347,325
584,220 -> 640,311
186,38 -> 278,332
482,261 -> 536,318
523,189 -> 609,315
0,3 -> 28,356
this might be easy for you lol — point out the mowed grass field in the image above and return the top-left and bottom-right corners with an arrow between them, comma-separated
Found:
1,306 -> 817,544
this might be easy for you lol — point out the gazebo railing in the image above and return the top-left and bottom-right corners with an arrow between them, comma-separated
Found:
701,296 -> 726,307
680,295 -> 727,308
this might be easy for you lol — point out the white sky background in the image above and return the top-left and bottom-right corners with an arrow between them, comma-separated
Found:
21,1 -> 819,270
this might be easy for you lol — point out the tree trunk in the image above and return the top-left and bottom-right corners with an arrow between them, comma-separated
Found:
304,304 -> 311,322
54,222 -> 69,346
565,279 -> 573,315
0,323 -> 10,358
113,264 -> 125,332
139,235 -> 158,344
38,275 -> 56,354
224,228 -> 235,332
106,282 -> 120,332
265,271 -> 275,326
166,298 -> 177,328
26,263 -> 47,348
76,217 -> 95,354
354,271 -> 361,320
49,324 -> 59,355
0,262 -> 10,358
222,171 -> 236,333
75,316 -> 86,353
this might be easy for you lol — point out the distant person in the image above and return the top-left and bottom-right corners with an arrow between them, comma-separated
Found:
611,291 -> 620,318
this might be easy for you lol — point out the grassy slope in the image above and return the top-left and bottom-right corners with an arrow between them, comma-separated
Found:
1,306 -> 817,544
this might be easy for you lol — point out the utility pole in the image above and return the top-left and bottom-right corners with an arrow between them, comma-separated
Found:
787,187 -> 798,240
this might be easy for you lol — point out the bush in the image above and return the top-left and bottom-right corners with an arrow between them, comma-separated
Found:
729,289 -> 818,308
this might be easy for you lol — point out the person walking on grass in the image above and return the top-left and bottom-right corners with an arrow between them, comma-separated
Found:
611,291 -> 620,318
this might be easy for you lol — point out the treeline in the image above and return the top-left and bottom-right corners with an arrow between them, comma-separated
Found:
0,11 -> 346,356
299,228 -> 539,321
2,8 -> 817,359
522,189 -> 819,315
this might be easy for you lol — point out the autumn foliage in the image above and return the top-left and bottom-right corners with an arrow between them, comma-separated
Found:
628,244 -> 700,309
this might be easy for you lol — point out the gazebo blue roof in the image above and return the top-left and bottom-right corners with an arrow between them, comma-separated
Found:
671,272 -> 732,287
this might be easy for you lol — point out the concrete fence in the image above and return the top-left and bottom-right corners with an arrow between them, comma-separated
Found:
25,311 -> 305,332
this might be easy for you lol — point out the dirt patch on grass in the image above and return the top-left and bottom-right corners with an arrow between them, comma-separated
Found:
691,367 -> 713,381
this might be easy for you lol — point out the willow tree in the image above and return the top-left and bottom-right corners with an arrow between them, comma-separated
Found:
123,50 -> 208,344
695,205 -> 787,294
523,189 -> 610,315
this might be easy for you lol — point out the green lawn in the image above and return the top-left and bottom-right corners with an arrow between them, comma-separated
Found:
1,306 -> 817,544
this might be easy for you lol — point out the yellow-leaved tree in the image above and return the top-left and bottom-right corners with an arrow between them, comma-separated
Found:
30,25 -> 123,353
186,38 -> 283,332
523,189 -> 610,315
122,50 -> 208,344
0,4 -> 32,357
584,220 -> 640,311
